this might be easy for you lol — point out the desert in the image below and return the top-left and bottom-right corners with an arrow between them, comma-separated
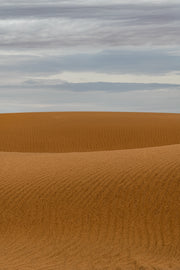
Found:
0,112 -> 179,270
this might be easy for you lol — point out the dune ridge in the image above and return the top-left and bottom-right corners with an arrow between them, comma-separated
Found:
0,112 -> 179,270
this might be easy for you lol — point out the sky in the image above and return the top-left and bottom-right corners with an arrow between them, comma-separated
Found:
0,0 -> 180,113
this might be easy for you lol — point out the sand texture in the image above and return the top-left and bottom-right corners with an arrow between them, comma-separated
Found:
0,112 -> 179,270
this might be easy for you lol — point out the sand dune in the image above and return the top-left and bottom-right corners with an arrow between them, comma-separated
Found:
0,112 -> 179,270
0,112 -> 179,152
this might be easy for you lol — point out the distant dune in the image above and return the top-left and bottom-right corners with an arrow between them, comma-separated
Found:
0,112 -> 179,152
0,112 -> 179,270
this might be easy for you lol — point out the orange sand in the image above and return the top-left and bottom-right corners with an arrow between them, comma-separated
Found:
0,112 -> 179,270
0,112 -> 179,152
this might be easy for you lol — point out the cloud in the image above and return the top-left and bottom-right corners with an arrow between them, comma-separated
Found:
0,0 -> 179,113
1,49 -> 180,75
0,2 -> 180,49
1,79 -> 180,96
20,80 -> 180,93
0,3 -> 179,22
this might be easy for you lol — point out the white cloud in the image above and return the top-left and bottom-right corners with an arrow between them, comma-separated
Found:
49,71 -> 180,84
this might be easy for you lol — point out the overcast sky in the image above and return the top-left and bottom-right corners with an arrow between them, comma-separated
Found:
0,0 -> 180,113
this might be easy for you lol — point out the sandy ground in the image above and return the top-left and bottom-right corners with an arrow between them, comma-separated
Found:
0,112 -> 179,270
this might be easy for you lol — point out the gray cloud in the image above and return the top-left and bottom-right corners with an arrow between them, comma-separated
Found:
21,81 -> 180,92
1,79 -> 180,95
0,3 -> 179,23
1,49 -> 180,75
0,0 -> 180,113
0,2 -> 180,49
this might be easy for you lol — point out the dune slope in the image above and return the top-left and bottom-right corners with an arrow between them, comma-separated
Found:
0,145 -> 180,269
0,112 -> 179,270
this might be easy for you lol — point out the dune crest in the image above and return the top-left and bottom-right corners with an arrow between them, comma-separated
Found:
0,112 -> 179,270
